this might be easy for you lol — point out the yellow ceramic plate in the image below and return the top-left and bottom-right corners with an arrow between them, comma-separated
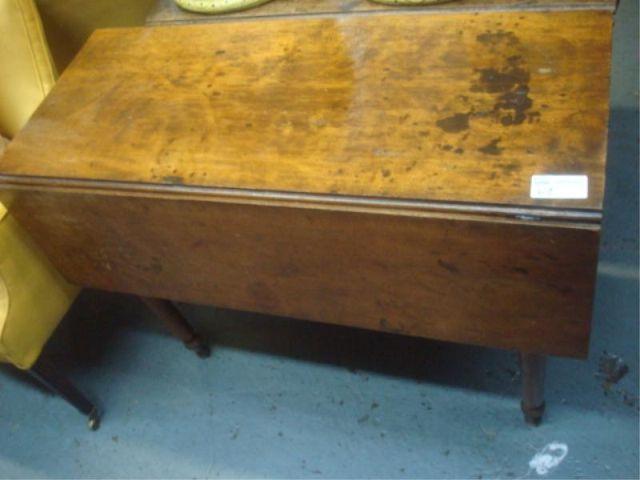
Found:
174,0 -> 274,14
368,0 -> 455,4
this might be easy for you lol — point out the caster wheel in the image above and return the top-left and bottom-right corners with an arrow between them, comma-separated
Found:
87,408 -> 101,431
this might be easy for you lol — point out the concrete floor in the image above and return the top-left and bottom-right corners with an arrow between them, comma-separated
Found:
1,1 -> 638,478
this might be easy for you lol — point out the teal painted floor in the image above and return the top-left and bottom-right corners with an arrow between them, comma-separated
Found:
0,1 -> 638,478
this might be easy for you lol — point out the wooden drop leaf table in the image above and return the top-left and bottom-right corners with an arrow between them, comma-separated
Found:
0,0 -> 614,424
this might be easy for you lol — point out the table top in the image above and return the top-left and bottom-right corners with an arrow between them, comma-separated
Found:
0,8 -> 612,213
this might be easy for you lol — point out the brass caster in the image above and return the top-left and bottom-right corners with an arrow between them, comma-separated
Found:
87,408 -> 101,431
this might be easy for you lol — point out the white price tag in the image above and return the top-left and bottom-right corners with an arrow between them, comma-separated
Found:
530,175 -> 588,199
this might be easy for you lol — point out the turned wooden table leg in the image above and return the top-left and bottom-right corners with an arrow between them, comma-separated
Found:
520,352 -> 546,425
139,296 -> 211,358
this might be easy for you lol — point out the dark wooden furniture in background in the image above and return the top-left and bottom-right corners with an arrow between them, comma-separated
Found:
0,0 -> 614,424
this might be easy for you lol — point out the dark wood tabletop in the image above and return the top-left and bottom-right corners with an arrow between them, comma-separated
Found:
0,7 -> 612,213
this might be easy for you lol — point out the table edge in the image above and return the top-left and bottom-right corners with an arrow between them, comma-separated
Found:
0,174 -> 601,228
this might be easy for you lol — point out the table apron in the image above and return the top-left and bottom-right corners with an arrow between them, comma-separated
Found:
9,190 -> 598,357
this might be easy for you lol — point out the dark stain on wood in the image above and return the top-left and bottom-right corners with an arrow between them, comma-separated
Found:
496,161 -> 522,174
547,137 -> 560,153
162,175 -> 184,184
438,259 -> 460,274
527,111 -> 541,123
476,30 -> 519,46
495,85 -> 534,126
438,51 -> 538,137
472,66 -> 529,94
436,112 -> 470,133
466,43 -> 539,127
479,138 -> 504,155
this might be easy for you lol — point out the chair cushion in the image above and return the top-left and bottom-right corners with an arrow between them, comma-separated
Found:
0,0 -> 77,368
0,0 -> 169,370
0,211 -> 78,369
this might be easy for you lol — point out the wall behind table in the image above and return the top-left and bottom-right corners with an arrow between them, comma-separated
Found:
35,0 -> 156,72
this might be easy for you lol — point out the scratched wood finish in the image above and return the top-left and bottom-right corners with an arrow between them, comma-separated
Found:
0,11 -> 611,210
146,0 -> 617,25
6,190 -> 598,357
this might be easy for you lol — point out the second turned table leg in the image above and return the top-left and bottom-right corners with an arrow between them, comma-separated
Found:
520,352 -> 546,425
139,296 -> 211,358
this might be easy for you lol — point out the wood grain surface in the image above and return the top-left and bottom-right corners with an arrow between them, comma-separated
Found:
7,189 -> 598,357
146,0 -> 617,26
0,10 -> 612,211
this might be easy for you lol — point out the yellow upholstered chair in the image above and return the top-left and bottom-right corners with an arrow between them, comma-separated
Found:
1,1 -> 210,430
0,0 -> 102,429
